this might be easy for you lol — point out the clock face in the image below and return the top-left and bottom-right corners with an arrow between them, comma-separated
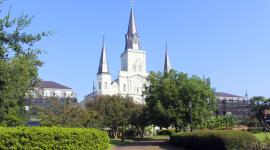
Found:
133,78 -> 141,85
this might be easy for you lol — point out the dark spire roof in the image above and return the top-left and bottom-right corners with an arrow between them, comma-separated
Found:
97,35 -> 110,75
125,8 -> 141,50
214,92 -> 245,98
164,43 -> 171,74
37,81 -> 71,89
127,8 -> 137,35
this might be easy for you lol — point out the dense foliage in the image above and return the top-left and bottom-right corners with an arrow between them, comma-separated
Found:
85,95 -> 138,140
206,115 -> 239,129
0,127 -> 109,150
34,96 -> 150,140
250,96 -> 270,131
35,101 -> 99,128
129,104 -> 150,138
144,70 -> 216,131
31,98 -> 102,128
170,130 -> 259,150
0,0 -> 48,126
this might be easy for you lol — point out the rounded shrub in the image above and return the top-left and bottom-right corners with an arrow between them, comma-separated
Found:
0,127 -> 109,150
170,130 -> 260,150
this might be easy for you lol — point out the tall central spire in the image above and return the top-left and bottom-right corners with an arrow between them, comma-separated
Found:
97,35 -> 110,74
127,8 -> 137,35
125,7 -> 141,50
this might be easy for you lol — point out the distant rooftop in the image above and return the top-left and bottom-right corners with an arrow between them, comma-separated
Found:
37,81 -> 71,89
214,92 -> 244,98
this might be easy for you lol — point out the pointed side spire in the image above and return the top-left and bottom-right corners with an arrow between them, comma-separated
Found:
164,42 -> 172,74
125,7 -> 141,50
245,90 -> 249,100
97,35 -> 110,75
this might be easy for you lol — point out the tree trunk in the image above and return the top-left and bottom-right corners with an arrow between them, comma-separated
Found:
121,127 -> 124,141
175,124 -> 178,132
140,127 -> 144,139
114,130 -> 118,139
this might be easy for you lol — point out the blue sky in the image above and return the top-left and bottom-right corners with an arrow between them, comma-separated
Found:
6,0 -> 270,101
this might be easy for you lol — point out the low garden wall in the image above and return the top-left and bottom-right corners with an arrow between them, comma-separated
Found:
170,130 -> 260,150
0,127 -> 109,150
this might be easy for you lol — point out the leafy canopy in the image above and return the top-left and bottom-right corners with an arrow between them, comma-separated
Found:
144,70 -> 216,131
0,0 -> 48,126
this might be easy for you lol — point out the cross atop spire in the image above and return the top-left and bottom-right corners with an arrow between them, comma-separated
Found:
97,34 -> 110,75
164,42 -> 172,74
130,0 -> 134,8
125,7 -> 141,50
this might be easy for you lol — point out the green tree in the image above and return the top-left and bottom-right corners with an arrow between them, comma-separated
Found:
144,70 -> 216,131
130,104 -> 150,139
144,71 -> 171,129
207,115 -> 239,129
0,1 -> 48,126
86,95 -> 136,140
34,98 -> 101,128
250,96 -> 270,131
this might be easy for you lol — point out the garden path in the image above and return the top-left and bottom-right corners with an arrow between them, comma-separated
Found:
112,139 -> 183,150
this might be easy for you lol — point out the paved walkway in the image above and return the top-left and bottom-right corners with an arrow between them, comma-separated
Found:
112,139 -> 183,150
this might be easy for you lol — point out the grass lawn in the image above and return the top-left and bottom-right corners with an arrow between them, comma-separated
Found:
252,132 -> 270,142
108,135 -> 169,149
143,135 -> 169,140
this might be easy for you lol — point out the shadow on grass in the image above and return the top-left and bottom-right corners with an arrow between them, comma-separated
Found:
110,139 -> 133,146
132,136 -> 169,141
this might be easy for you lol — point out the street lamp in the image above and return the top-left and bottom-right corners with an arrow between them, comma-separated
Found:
189,100 -> 192,132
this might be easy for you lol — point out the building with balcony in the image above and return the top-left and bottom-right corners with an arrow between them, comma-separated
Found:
215,92 -> 250,119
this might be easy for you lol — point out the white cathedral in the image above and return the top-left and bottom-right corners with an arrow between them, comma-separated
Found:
83,7 -> 171,105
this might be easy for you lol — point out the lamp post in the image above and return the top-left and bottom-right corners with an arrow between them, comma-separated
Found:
189,100 -> 193,132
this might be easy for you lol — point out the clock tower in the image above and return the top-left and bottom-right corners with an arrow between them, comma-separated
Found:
121,8 -> 146,74
119,7 -> 147,103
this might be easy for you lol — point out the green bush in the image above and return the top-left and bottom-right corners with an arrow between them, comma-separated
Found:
0,127 -> 109,150
157,129 -> 175,136
170,130 -> 260,150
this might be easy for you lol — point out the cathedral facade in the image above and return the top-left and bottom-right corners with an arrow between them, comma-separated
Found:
83,8 -> 171,105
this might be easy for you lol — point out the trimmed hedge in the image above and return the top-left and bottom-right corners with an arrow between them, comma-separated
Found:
170,130 -> 260,150
157,129 -> 175,136
0,127 -> 109,150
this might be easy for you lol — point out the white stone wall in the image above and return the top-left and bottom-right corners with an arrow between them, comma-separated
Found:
95,48 -> 148,104
218,96 -> 247,101
96,73 -> 112,95
121,49 -> 146,74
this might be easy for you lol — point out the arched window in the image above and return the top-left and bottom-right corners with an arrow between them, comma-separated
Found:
123,84 -> 126,92
99,82 -> 101,90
